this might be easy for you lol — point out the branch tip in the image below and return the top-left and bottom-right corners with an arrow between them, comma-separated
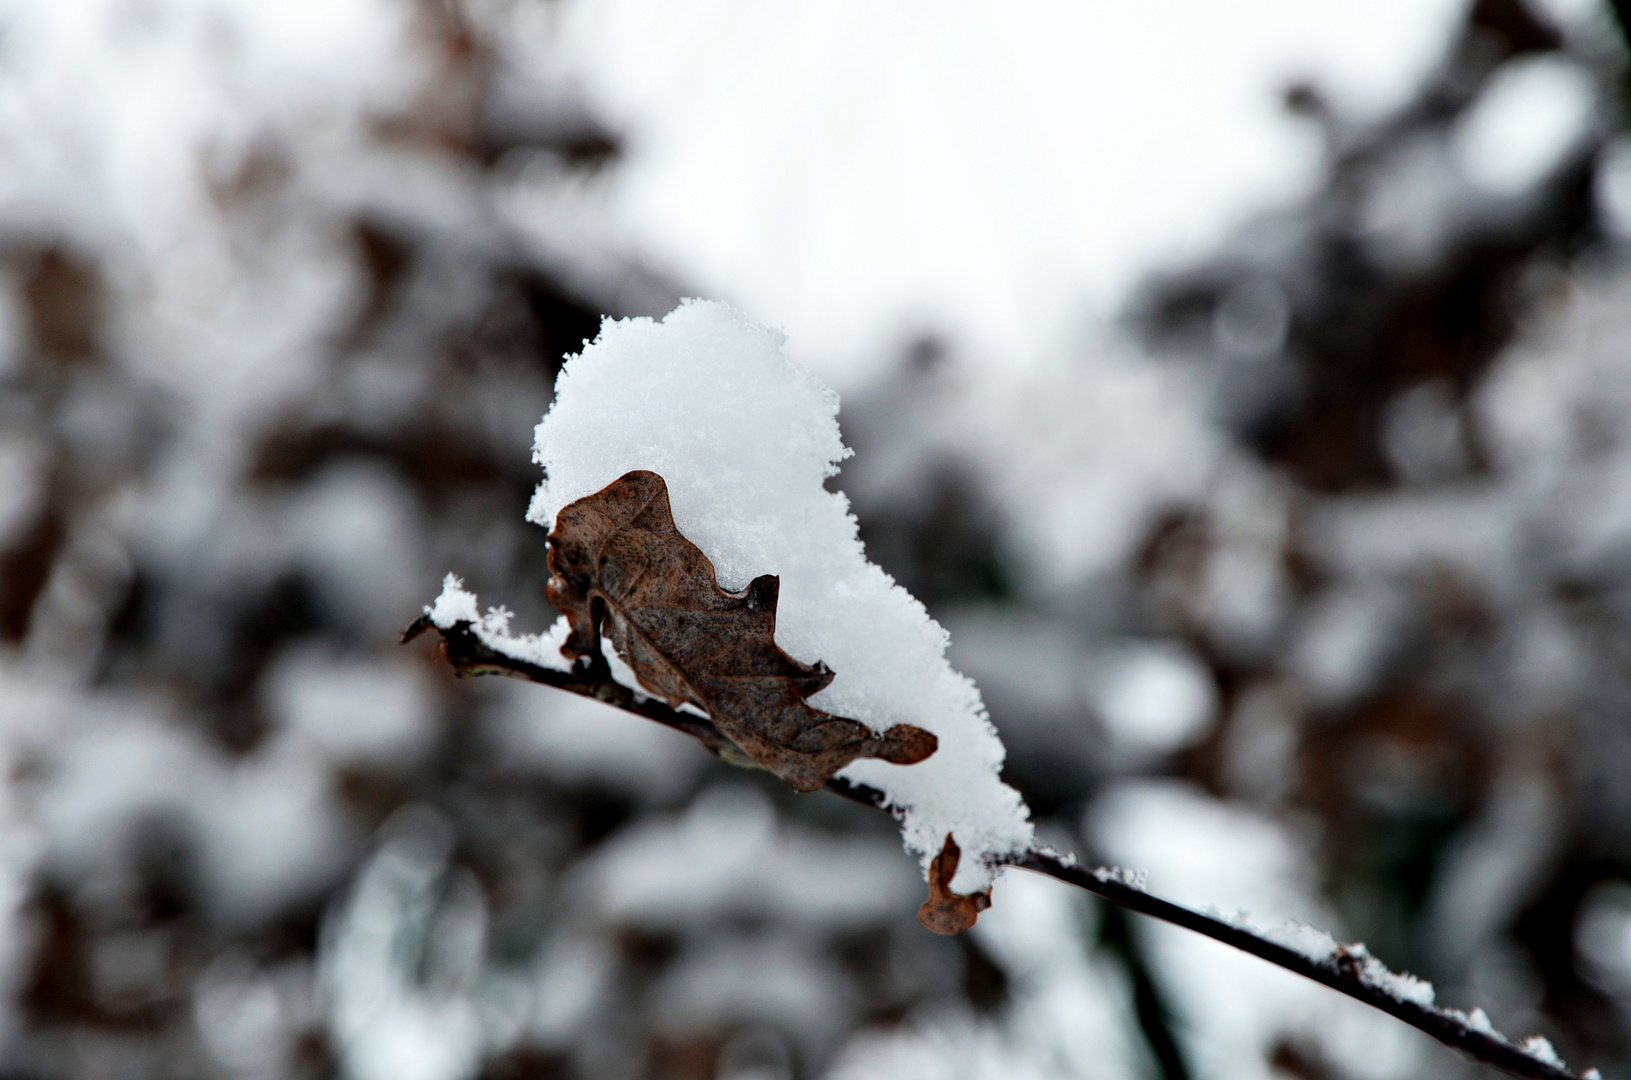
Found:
399,613 -> 434,644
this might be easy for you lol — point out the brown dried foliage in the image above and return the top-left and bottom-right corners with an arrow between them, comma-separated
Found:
917,834 -> 991,934
545,469 -> 938,792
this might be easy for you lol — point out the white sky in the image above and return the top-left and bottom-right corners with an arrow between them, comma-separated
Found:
549,0 -> 1470,386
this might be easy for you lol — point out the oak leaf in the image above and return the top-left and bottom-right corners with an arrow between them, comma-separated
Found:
917,834 -> 992,934
545,469 -> 938,792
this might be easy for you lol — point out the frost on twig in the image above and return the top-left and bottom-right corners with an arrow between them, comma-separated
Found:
421,573 -> 574,674
1018,849 -> 1589,1080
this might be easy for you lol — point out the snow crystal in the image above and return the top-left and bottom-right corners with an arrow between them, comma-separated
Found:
428,577 -> 480,627
521,299 -> 1034,891
1091,866 -> 1148,891
1250,930 -> 1438,1009
1344,946 -> 1436,1008
427,574 -> 572,673
1438,1006 -> 1496,1034
1198,907 -> 1348,969
1520,1036 -> 1564,1068
1262,922 -> 1340,962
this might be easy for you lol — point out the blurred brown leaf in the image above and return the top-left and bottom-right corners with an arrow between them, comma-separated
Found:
546,469 -> 937,792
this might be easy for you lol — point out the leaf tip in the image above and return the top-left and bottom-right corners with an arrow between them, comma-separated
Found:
876,724 -> 938,766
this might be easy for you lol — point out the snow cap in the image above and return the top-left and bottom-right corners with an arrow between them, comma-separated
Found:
526,299 -> 1034,891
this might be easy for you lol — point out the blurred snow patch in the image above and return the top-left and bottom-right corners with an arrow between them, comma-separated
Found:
1595,137 -> 1631,238
1574,878 -> 1631,994
1429,774 -> 1565,969
651,936 -> 851,1053
1090,780 -> 1325,924
828,1020 -> 1059,1080
1218,682 -> 1300,803
1213,277 -> 1291,357
1359,132 -> 1466,270
1451,56 -> 1597,197
0,433 -> 46,548
547,0 -> 1464,382
322,809 -> 491,1080
262,646 -> 437,770
1381,380 -> 1470,485
527,934 -> 616,1047
486,679 -> 708,803
1193,465 -> 1295,660
1313,490 -> 1519,597
827,873 -> 1146,1080
961,344 -> 1219,590
937,607 -> 1103,797
1289,583 -> 1411,708
194,953 -> 306,1079
288,463 -> 426,633
941,608 -> 1090,717
1089,642 -> 1217,761
957,872 -> 1144,1080
574,786 -> 918,930
39,709 -> 353,926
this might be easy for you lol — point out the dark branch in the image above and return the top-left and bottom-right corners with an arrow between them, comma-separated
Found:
403,613 -> 736,755
1015,854 -> 1581,1080
405,616 -> 1588,1080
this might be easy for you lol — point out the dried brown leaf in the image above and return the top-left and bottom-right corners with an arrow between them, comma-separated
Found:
917,833 -> 992,934
545,469 -> 937,792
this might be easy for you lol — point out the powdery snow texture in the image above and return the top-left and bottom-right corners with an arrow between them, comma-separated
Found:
428,580 -> 574,674
437,300 -> 1033,892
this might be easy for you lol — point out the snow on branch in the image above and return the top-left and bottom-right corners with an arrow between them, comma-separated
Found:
533,300 -> 1030,893
404,300 -> 1592,1080
407,610 -> 1589,1080
1018,855 -> 1589,1080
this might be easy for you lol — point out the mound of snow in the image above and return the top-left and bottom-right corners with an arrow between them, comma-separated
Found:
432,299 -> 1032,891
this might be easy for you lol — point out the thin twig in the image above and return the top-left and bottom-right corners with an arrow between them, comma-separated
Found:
1012,854 -> 1580,1080
404,616 -> 1588,1080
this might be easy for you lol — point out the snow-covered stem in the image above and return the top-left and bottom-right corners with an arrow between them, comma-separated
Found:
1012,854 -> 1582,1080
404,615 -> 1587,1080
